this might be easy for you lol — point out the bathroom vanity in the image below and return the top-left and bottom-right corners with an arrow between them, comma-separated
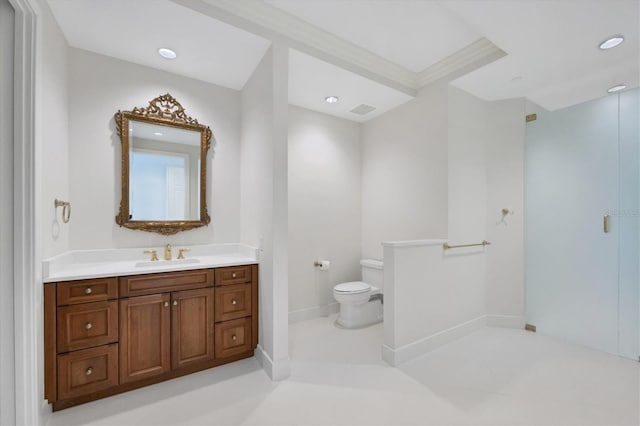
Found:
43,246 -> 259,411
42,96 -> 263,411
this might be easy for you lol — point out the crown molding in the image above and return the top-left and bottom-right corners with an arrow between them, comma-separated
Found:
416,37 -> 506,87
173,0 -> 505,94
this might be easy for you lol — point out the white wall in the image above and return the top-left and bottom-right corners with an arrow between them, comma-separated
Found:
447,87 -> 487,242
287,106 -> 361,321
484,98 -> 526,326
448,87 -> 525,327
40,0 -> 69,259
378,86 -> 525,366
36,3 -> 72,424
361,81 -> 449,260
67,48 -> 241,250
240,45 -> 290,380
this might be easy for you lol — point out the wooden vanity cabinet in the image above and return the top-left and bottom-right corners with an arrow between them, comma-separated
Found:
119,293 -> 171,384
44,264 -> 258,411
171,287 -> 215,370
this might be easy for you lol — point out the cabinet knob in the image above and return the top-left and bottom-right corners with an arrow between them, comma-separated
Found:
85,322 -> 92,330
232,273 -> 237,278
232,335 -> 237,342
164,301 -> 169,307
84,287 -> 92,295
173,300 -> 178,306
231,299 -> 237,305
86,367 -> 93,376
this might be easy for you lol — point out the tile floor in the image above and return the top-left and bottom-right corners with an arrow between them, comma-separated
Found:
47,315 -> 640,425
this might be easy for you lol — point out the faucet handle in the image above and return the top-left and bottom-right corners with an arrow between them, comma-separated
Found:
177,248 -> 191,260
143,250 -> 159,261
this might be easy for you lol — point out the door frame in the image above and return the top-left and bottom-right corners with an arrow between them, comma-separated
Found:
0,0 -> 15,423
9,0 -> 39,423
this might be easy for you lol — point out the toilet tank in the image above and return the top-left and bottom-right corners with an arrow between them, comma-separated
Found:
360,259 -> 384,292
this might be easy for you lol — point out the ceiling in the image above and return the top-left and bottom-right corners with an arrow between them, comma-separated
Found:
441,0 -> 640,111
48,0 -> 639,121
288,49 -> 412,122
47,0 -> 271,90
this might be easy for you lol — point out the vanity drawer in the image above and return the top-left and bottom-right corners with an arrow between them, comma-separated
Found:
57,278 -> 118,306
57,301 -> 118,353
214,317 -> 252,358
215,265 -> 252,286
215,284 -> 251,322
57,344 -> 118,400
119,269 -> 214,297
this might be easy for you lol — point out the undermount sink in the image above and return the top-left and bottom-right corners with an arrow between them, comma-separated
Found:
135,258 -> 201,268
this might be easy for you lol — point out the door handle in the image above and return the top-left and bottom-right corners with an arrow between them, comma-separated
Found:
603,214 -> 610,233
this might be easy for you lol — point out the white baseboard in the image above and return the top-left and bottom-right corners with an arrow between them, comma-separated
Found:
486,314 -> 525,329
288,303 -> 339,324
256,344 -> 290,381
382,315 -> 487,366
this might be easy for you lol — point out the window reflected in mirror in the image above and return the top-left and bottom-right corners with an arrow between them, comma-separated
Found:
128,121 -> 200,221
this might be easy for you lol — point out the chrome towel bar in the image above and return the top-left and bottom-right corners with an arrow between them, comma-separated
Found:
443,240 -> 491,250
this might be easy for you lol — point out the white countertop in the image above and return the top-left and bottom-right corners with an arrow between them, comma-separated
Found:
42,243 -> 260,283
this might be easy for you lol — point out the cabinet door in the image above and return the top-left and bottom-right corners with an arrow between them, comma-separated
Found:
171,288 -> 215,369
119,294 -> 170,384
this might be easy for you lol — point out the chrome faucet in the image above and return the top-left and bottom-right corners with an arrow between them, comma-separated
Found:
164,244 -> 172,261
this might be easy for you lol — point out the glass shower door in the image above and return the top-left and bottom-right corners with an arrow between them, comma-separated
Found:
618,88 -> 640,359
526,93 -> 622,356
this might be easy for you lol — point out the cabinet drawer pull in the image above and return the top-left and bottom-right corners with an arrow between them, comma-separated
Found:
163,301 -> 169,307
232,335 -> 237,341
231,299 -> 237,305
86,367 -> 93,376
232,273 -> 237,278
84,287 -> 92,295
85,322 -> 92,330
173,300 -> 178,306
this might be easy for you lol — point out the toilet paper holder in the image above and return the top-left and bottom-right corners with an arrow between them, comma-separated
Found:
314,260 -> 331,270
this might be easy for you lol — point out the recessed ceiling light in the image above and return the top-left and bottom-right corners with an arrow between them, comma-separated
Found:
607,84 -> 626,93
599,35 -> 624,50
158,47 -> 177,59
153,132 -> 164,136
325,96 -> 339,103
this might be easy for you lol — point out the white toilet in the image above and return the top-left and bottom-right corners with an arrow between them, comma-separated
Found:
333,259 -> 383,328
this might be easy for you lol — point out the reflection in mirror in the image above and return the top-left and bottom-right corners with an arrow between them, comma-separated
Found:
129,121 -> 200,221
114,93 -> 212,235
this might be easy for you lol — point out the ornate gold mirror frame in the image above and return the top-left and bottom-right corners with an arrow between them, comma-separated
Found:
114,93 -> 212,235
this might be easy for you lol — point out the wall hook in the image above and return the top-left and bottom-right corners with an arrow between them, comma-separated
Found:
54,199 -> 71,223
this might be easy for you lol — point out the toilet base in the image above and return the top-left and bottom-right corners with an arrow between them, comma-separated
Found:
335,298 -> 383,329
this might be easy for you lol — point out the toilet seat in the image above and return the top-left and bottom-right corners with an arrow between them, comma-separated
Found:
334,281 -> 371,294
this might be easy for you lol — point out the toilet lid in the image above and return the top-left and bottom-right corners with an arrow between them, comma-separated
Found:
334,281 -> 370,294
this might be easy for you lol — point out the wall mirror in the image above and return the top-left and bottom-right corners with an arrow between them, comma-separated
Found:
114,93 -> 212,235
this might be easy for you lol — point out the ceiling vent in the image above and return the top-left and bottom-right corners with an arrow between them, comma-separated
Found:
350,104 -> 376,115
